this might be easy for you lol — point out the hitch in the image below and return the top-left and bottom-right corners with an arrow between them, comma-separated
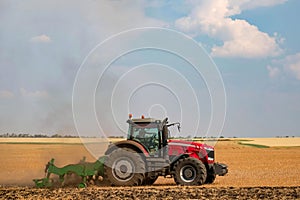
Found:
214,163 -> 228,176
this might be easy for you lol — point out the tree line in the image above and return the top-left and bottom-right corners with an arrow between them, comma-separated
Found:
0,133 -> 78,138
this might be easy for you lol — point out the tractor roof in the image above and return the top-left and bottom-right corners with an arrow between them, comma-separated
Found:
130,118 -> 161,123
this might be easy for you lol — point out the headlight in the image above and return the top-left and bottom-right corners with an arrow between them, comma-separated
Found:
204,147 -> 214,161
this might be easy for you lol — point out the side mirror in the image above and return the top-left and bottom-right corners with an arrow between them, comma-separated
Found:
162,125 -> 168,146
177,125 -> 181,132
162,117 -> 168,125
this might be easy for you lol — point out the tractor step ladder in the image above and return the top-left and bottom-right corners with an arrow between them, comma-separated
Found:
146,157 -> 169,171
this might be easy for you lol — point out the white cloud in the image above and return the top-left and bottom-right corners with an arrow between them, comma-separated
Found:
230,0 -> 287,11
0,90 -> 14,99
268,52 -> 300,80
175,0 -> 284,58
20,88 -> 48,98
266,65 -> 280,78
284,53 -> 300,80
30,34 -> 51,43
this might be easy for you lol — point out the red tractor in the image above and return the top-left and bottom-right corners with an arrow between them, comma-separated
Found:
104,115 -> 228,186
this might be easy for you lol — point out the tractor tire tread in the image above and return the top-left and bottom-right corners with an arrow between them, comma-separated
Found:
104,147 -> 145,186
173,157 -> 207,186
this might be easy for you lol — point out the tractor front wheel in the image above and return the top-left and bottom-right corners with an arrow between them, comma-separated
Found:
104,148 -> 145,186
205,174 -> 216,184
173,157 -> 207,186
205,166 -> 216,184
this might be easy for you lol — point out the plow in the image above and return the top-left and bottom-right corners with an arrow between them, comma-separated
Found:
34,115 -> 228,188
33,156 -> 106,188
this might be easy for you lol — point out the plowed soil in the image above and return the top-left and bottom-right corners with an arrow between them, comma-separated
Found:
0,186 -> 299,200
0,138 -> 299,199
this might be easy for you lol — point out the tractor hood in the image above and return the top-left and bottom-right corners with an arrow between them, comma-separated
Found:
168,139 -> 214,150
168,139 -> 215,164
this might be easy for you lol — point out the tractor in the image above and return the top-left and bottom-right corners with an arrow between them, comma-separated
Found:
103,115 -> 228,186
34,115 -> 228,187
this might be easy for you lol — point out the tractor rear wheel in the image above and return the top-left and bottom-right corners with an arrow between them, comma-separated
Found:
173,157 -> 207,186
104,148 -> 145,186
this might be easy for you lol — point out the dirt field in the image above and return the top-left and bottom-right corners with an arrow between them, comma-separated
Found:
1,186 -> 299,200
0,138 -> 299,199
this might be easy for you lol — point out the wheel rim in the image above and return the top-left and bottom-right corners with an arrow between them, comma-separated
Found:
180,165 -> 196,183
112,157 -> 135,182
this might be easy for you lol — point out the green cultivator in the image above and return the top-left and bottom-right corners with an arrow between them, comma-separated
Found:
33,156 -> 106,188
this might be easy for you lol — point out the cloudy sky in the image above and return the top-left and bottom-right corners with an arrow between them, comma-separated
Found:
0,0 -> 299,137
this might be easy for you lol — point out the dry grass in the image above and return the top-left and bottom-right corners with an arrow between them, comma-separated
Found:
0,138 -> 299,187
237,137 -> 300,147
203,140 -> 300,187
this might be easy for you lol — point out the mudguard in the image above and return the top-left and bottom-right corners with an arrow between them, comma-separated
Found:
105,140 -> 150,157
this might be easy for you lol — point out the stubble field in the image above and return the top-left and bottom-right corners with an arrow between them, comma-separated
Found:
0,138 -> 299,199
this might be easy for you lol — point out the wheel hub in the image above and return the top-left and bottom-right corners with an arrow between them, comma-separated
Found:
184,169 -> 193,178
112,158 -> 135,181
180,165 -> 196,183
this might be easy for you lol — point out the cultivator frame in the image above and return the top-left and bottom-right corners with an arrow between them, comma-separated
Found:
33,156 -> 106,188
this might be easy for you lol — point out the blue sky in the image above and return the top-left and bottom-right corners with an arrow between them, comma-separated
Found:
0,0 -> 299,137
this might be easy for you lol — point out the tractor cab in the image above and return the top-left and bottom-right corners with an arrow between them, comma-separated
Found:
127,115 -> 171,157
